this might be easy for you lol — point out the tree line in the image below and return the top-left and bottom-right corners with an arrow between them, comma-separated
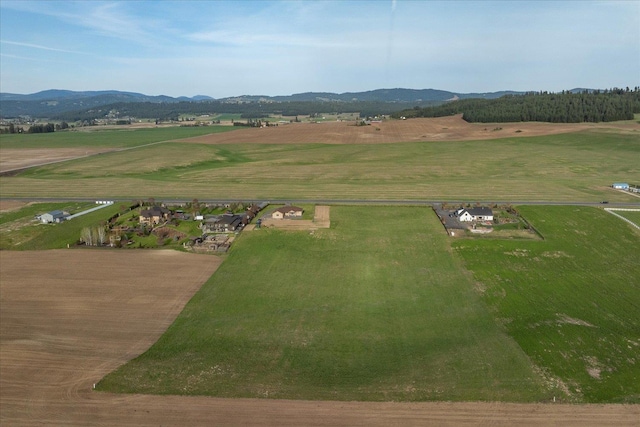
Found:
392,88 -> 640,123
51,100 -> 425,122
0,121 -> 71,134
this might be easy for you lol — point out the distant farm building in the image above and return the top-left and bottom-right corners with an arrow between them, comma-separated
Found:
612,182 -> 630,190
40,210 -> 69,224
272,205 -> 304,219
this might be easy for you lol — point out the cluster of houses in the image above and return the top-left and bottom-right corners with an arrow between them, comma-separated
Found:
199,202 -> 269,233
137,203 -> 271,233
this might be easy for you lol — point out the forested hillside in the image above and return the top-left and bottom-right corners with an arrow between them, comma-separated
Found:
393,88 -> 640,123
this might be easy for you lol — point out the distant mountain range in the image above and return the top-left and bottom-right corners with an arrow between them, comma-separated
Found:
0,87 -> 577,118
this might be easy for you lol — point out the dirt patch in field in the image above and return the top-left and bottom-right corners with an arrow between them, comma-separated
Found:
314,205 -> 331,228
0,148 -> 107,172
1,250 -> 638,426
260,205 -> 331,230
0,200 -> 30,212
178,115 -> 640,145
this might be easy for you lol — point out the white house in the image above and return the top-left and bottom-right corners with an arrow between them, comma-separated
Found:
458,207 -> 494,222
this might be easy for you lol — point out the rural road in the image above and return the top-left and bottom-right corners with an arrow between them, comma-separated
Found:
2,197 -> 640,208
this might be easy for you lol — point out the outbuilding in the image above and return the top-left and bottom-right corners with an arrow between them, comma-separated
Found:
612,182 -> 630,190
40,210 -> 68,223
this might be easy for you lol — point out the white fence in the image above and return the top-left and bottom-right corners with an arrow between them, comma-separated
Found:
604,208 -> 640,230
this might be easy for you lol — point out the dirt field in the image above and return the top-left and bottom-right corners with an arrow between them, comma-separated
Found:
0,148 -> 107,173
179,115 -> 640,145
0,199 -> 29,212
260,205 -> 331,230
1,250 -> 638,426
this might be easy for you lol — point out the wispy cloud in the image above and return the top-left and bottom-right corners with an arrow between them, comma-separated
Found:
1,39 -> 88,55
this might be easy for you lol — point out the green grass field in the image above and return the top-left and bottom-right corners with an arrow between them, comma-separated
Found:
98,206 -> 550,402
1,130 -> 638,201
453,206 -> 640,403
610,209 -> 640,227
97,205 -> 640,403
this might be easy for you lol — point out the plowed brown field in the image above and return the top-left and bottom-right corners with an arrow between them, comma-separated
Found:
1,250 -> 637,426
179,115 -> 640,145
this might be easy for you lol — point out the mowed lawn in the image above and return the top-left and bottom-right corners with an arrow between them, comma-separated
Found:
1,131 -> 639,202
453,206 -> 640,403
98,206 -> 549,402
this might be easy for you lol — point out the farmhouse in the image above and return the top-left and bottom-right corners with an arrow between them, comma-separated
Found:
139,206 -> 171,225
272,205 -> 304,219
458,207 -> 494,222
40,210 -> 69,223
612,182 -> 630,190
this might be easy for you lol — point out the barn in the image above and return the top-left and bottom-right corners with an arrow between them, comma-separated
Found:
40,210 -> 68,224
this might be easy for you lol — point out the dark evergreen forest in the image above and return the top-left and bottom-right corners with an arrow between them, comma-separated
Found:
392,88 -> 640,123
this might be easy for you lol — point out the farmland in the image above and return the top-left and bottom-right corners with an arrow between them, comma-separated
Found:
0,116 -> 639,201
2,251 -> 636,425
1,116 -> 640,424
98,206 -> 550,401
453,206 -> 640,403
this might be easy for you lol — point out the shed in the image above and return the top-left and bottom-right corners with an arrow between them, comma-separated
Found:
40,210 -> 68,223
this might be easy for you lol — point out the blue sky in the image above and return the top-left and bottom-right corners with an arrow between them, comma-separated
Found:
1,0 -> 638,98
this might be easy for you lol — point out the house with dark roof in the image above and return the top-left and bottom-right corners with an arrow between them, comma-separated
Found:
139,206 -> 171,225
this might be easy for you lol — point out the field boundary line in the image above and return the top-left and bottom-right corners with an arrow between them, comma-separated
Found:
604,208 -> 640,230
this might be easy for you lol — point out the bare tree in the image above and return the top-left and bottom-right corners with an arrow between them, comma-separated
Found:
97,227 -> 106,246
81,227 -> 93,246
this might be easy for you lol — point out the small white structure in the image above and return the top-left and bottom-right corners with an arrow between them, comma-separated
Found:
612,182 -> 630,190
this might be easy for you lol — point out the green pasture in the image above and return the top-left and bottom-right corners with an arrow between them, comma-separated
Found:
609,209 -> 640,228
98,206 -> 550,402
0,125 -> 234,150
1,130 -> 638,202
453,206 -> 640,403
